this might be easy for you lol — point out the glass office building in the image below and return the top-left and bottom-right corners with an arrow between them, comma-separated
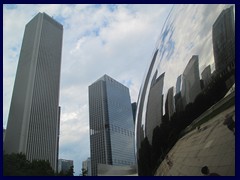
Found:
4,12 -> 63,171
89,74 -> 135,176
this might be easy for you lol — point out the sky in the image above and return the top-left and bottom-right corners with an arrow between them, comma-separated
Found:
3,4 -> 172,175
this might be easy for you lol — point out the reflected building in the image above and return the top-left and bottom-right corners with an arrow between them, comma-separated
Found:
145,72 -> 164,145
175,75 -> 184,113
131,102 -> 137,124
136,49 -> 159,152
3,129 -> 6,143
3,12 -> 63,171
176,75 -> 182,94
212,6 -> 235,73
165,87 -> 175,121
201,65 -> 212,88
88,75 -> 135,176
181,55 -> 201,108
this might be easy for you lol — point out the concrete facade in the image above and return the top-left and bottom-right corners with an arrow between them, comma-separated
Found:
4,12 -> 63,171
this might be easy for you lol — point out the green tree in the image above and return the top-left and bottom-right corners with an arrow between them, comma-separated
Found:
3,153 -> 55,176
81,168 -> 88,176
65,165 -> 74,176
4,152 -> 30,176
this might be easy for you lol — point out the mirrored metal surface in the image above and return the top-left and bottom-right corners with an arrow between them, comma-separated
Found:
135,4 -> 235,175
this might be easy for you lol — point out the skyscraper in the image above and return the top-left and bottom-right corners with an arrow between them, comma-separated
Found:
212,6 -> 235,73
181,55 -> 201,108
201,65 -> 211,88
145,72 -> 164,144
58,159 -> 74,173
176,75 -> 182,94
165,86 -> 175,121
88,74 -> 135,176
4,12 -> 63,171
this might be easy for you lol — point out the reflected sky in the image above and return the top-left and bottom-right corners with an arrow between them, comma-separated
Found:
136,4 -> 235,130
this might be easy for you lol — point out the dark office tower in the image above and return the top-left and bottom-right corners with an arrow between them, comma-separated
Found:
176,75 -> 182,94
145,72 -> 164,145
88,75 -> 135,176
4,13 -> 63,171
175,75 -> 183,113
165,87 -> 175,121
212,6 -> 235,73
131,102 -> 137,124
181,55 -> 201,108
201,65 -> 211,88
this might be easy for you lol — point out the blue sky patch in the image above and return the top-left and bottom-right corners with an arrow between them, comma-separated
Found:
4,4 -> 17,10
107,4 -> 117,12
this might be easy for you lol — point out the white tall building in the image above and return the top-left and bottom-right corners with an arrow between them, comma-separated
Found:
4,12 -> 63,171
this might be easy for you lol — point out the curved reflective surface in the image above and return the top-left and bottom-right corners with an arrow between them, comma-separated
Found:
135,4 -> 235,175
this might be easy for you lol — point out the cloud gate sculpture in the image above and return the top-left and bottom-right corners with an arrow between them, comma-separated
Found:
135,4 -> 235,176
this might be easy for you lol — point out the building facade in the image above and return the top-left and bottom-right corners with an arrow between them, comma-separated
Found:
131,102 -> 137,125
176,75 -> 182,94
58,159 -> 74,173
4,12 -> 63,171
201,65 -> 212,88
97,164 -> 137,176
82,157 -> 92,176
88,74 -> 135,176
165,86 -> 175,121
181,55 -> 201,108
145,72 -> 164,144
212,6 -> 235,73
3,129 -> 6,143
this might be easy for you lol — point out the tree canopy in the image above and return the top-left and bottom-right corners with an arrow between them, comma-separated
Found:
3,153 -> 74,176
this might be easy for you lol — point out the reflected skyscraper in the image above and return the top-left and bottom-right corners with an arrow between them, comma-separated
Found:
4,12 -> 63,171
145,72 -> 164,144
88,74 -> 135,176
181,55 -> 201,108
136,49 -> 158,151
176,75 -> 182,94
175,75 -> 183,113
212,6 -> 235,73
165,87 -> 175,121
201,65 -> 211,88
131,102 -> 137,124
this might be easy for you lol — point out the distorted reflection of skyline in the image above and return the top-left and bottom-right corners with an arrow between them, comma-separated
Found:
136,4 -> 235,176
137,4 -> 235,128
